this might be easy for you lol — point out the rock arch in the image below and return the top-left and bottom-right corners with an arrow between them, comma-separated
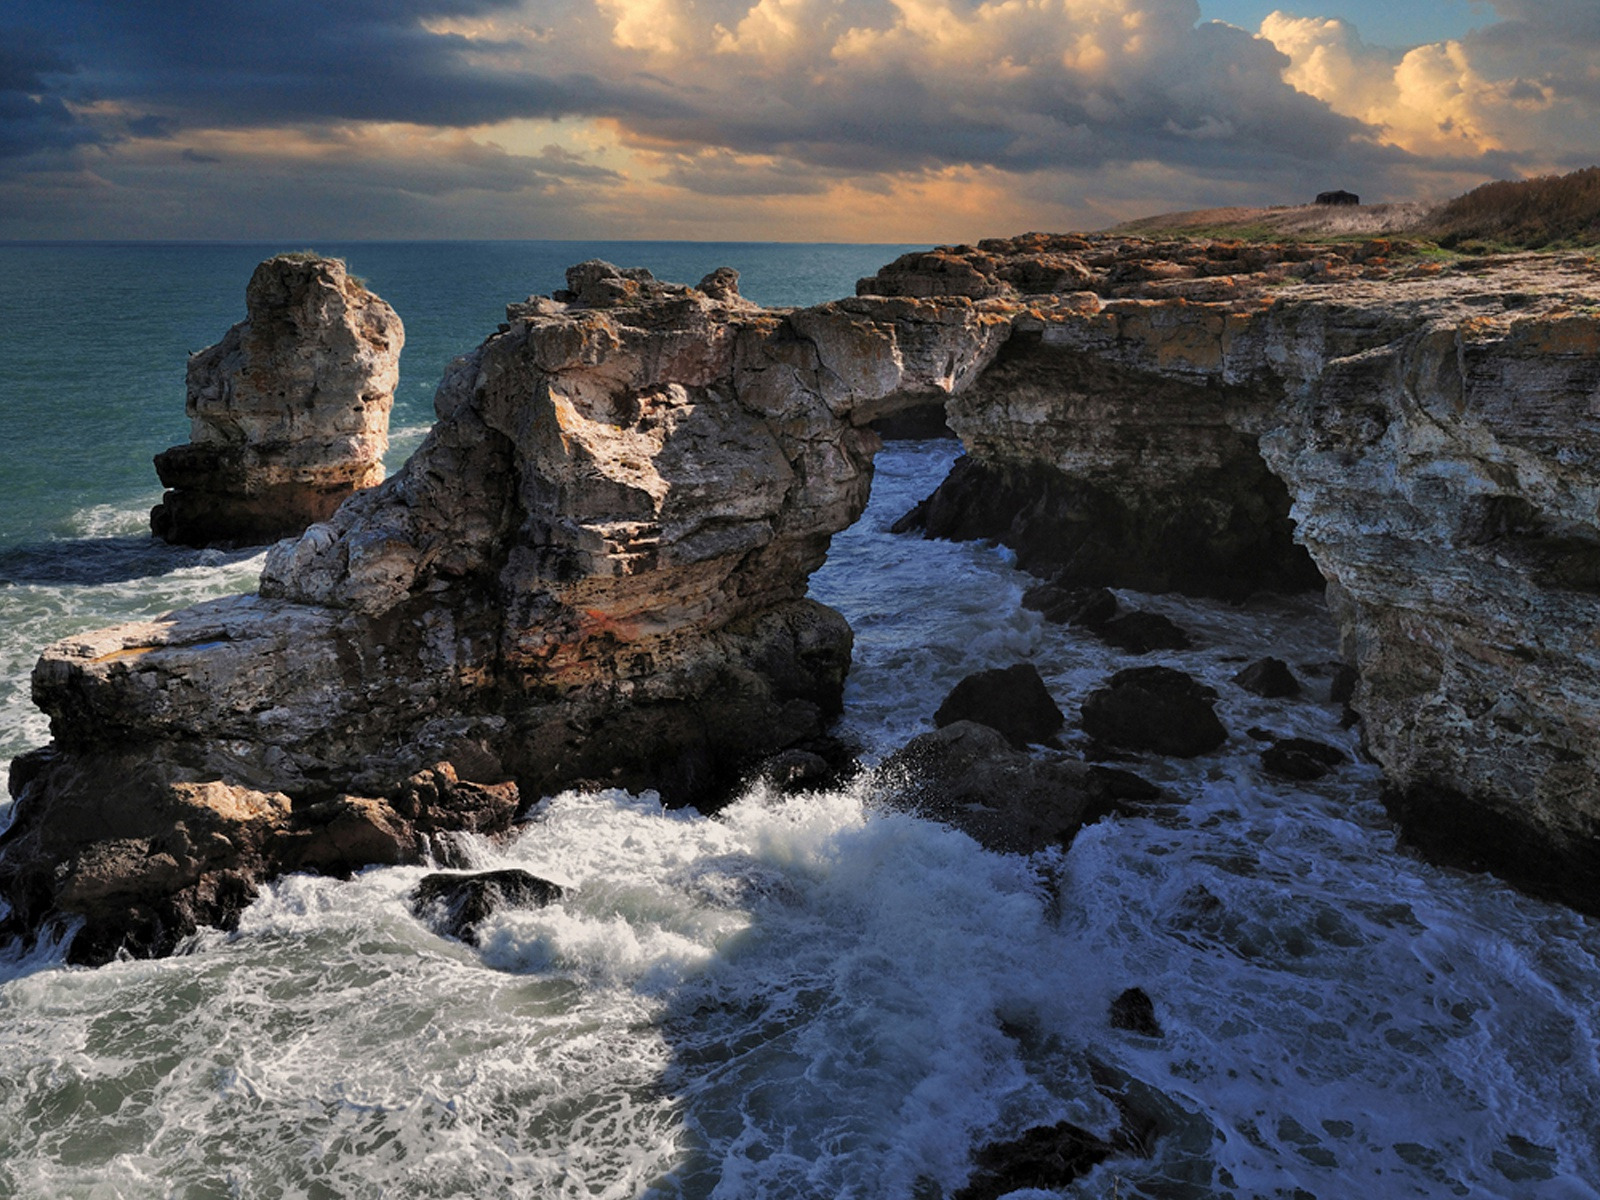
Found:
8,241 -> 1600,961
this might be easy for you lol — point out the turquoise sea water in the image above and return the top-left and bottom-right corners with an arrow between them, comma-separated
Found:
1,243 -> 1597,1198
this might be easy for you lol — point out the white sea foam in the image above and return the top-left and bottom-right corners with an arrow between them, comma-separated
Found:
1,443 -> 1597,1198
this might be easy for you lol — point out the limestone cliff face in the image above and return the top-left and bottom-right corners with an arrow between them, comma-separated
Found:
150,253 -> 403,547
876,237 -> 1600,912
1256,269 -> 1600,906
3,262 -> 1008,961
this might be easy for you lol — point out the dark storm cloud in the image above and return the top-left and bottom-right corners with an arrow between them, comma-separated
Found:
0,31 -> 108,160
126,114 -> 178,139
17,0 -> 681,130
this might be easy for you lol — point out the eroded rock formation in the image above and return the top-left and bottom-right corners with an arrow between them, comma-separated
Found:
150,253 -> 403,547
7,235 -> 1600,961
873,236 -> 1600,911
2,260 -> 1008,961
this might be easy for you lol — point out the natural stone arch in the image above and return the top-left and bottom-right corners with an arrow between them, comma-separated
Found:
8,240 -> 1600,964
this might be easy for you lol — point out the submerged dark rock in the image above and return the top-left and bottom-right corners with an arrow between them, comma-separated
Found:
410,869 -> 564,946
933,663 -> 1065,748
1233,656 -> 1302,698
1021,582 -> 1118,628
954,1120 -> 1118,1200
1081,667 -> 1227,758
1110,986 -> 1163,1037
881,721 -> 1122,854
1261,737 -> 1346,781
1096,610 -> 1193,653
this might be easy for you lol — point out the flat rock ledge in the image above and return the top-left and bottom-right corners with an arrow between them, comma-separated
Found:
151,253 -> 403,548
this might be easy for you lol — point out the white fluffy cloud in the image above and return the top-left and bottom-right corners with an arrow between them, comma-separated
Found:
1260,4 -> 1600,168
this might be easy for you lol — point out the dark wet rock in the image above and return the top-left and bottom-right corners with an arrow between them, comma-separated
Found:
410,869 -> 564,946
0,755 -> 520,966
1246,726 -> 1278,742
1096,610 -> 1193,653
868,400 -> 954,440
756,749 -> 834,793
1087,766 -> 1165,804
881,721 -> 1121,853
1022,582 -> 1118,628
934,663 -> 1064,749
954,1120 -> 1122,1200
1080,667 -> 1227,757
1110,986 -> 1163,1037
1232,656 -> 1301,698
1261,737 -> 1347,781
1330,663 -> 1360,705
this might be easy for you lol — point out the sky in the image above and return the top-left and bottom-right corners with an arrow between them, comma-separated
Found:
0,0 -> 1594,242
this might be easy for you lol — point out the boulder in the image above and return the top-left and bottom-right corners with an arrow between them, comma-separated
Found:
1232,656 -> 1301,698
933,663 -> 1065,748
1261,737 -> 1346,782
1095,610 -> 1193,653
1110,986 -> 1163,1037
881,721 -> 1122,853
151,253 -> 402,547
954,1121 -> 1121,1200
1081,667 -> 1228,758
1021,582 -> 1118,628
409,869 -> 564,945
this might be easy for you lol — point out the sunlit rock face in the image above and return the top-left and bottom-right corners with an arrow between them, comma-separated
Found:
3,262 -> 1010,960
150,253 -> 403,547
1258,268 -> 1600,910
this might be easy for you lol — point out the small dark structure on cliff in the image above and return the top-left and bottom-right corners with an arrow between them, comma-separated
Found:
1315,190 -> 1360,206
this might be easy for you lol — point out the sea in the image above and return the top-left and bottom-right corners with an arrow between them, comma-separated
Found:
0,242 -> 1596,1199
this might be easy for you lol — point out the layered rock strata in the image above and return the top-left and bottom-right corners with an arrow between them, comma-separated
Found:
872,236 -> 1600,912
2,261 -> 1010,960
150,253 -> 403,547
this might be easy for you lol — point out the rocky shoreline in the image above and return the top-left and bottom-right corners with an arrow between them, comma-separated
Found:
4,235 -> 1599,963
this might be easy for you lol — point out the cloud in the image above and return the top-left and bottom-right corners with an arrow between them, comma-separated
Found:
0,30 -> 108,161
25,0 -> 677,130
2,0 -> 1599,238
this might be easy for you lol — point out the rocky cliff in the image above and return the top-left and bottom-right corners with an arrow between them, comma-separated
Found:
871,236 -> 1600,912
150,253 -> 403,547
7,238 -> 1600,962
1,261 -> 1008,961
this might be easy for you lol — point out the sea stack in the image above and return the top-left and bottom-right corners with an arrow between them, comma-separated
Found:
150,252 -> 403,547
